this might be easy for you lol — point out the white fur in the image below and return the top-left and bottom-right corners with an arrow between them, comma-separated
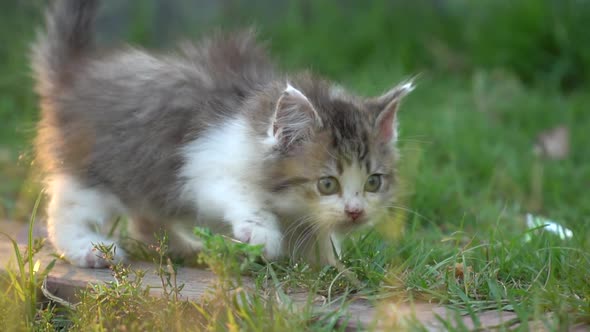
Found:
46,174 -> 126,268
379,80 -> 415,108
340,161 -> 367,211
285,82 -> 309,101
398,82 -> 415,94
179,116 -> 283,258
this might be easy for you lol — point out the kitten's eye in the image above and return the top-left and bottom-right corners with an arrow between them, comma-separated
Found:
364,174 -> 382,192
317,177 -> 340,195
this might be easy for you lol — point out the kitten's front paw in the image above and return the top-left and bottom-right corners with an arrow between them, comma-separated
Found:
232,212 -> 283,260
63,243 -> 126,268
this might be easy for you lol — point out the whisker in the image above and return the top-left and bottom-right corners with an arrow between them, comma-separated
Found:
383,204 -> 432,223
291,222 -> 317,258
282,215 -> 313,243
294,222 -> 327,259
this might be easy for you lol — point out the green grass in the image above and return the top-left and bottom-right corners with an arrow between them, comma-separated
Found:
2,76 -> 587,330
1,0 -> 590,331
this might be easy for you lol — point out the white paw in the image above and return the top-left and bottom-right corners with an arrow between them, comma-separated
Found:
231,211 -> 283,260
63,243 -> 126,268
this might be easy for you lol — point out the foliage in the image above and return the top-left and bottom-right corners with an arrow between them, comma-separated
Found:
1,0 -> 589,330
0,194 -> 57,331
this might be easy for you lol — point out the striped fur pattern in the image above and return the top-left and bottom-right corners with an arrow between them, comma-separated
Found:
32,0 -> 412,267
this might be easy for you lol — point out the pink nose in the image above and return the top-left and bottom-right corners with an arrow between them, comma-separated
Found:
346,208 -> 364,221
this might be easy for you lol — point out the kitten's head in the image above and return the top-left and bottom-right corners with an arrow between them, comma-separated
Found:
266,74 -> 413,234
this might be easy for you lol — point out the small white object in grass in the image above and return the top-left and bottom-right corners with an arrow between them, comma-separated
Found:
534,125 -> 569,160
524,213 -> 573,242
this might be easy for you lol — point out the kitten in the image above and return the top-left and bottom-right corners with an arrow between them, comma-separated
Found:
32,0 -> 412,268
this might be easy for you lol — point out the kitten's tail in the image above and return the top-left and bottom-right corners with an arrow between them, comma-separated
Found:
31,0 -> 99,97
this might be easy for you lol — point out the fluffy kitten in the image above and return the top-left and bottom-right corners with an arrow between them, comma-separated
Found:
32,0 -> 412,268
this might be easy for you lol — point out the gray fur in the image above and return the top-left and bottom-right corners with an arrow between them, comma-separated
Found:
34,1 -> 276,218
32,0 -> 99,95
33,0 -> 411,265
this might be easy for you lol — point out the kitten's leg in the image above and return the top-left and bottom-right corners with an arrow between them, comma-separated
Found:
128,216 -> 203,259
195,181 -> 283,259
46,174 -> 126,268
225,208 -> 283,260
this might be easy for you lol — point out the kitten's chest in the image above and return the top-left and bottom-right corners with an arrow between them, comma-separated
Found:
179,116 -> 271,214
180,117 -> 266,180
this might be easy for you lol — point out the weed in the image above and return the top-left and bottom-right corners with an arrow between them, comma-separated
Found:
0,193 -> 56,330
1,1 -> 590,330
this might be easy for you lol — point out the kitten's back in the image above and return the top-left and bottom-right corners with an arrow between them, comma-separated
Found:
32,0 -> 277,216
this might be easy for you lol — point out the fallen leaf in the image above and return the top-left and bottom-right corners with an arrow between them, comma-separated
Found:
450,262 -> 472,280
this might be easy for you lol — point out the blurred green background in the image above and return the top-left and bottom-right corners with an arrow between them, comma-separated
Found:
1,0 -> 588,232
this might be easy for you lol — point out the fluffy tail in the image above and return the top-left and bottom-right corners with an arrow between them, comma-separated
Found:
32,0 -> 99,96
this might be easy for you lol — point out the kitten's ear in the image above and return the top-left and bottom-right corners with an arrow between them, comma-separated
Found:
272,83 -> 322,149
368,81 -> 414,144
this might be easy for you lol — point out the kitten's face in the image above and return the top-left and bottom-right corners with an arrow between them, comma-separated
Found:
307,147 -> 395,232
269,122 -> 395,233
266,78 -> 411,234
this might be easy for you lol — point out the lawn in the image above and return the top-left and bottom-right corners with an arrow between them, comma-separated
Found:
1,1 -> 589,331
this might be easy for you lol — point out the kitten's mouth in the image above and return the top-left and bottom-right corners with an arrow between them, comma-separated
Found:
339,216 -> 368,228
351,218 -> 368,226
